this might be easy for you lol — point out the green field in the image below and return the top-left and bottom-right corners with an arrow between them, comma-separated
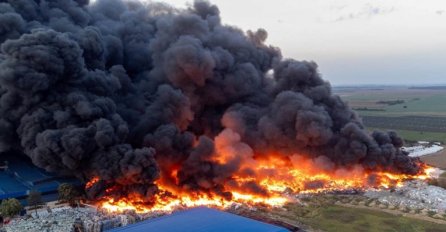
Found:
254,194 -> 446,232
335,87 -> 446,143
337,87 -> 446,117
367,128 -> 446,143
363,116 -> 446,133
291,205 -> 446,232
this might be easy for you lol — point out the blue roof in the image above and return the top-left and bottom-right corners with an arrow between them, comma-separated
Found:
108,207 -> 290,232
0,154 -> 80,203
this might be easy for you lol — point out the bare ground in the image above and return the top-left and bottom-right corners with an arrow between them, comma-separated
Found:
421,148 -> 446,169
336,203 -> 446,225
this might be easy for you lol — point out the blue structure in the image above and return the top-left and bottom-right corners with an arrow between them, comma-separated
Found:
0,154 -> 79,205
108,207 -> 290,232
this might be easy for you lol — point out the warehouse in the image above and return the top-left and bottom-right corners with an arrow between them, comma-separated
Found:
108,207 -> 290,232
0,153 -> 78,204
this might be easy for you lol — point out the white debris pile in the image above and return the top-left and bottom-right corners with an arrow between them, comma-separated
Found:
365,180 -> 446,212
402,144 -> 444,157
3,207 -> 142,232
418,141 -> 430,145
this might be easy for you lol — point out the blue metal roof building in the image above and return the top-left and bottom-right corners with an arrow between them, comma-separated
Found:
0,154 -> 79,204
108,207 -> 290,232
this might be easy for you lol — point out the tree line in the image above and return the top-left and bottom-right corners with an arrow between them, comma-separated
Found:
0,183 -> 80,219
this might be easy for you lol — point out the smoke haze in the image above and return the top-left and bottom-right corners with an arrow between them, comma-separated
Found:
0,0 -> 420,200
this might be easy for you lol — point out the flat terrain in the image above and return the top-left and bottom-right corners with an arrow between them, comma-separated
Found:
336,86 -> 446,143
292,205 -> 446,232
421,149 -> 446,169
367,128 -> 446,144
336,87 -> 446,117
363,116 -> 446,133
261,194 -> 446,232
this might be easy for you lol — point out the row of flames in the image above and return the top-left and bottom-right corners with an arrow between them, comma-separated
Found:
86,155 -> 436,214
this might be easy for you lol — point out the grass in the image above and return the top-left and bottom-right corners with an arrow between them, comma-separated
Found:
284,204 -> 446,232
339,88 -> 446,117
367,127 -> 446,143
339,87 -> 446,143
385,94 -> 446,116
362,116 -> 446,133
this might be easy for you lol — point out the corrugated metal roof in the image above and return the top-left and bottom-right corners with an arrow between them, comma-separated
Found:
0,155 -> 79,203
108,207 -> 290,232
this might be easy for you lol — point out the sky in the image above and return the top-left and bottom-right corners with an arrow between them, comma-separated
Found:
158,0 -> 446,86
88,0 -> 446,85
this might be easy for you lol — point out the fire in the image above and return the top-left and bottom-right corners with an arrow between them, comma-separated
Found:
86,153 -> 436,214
85,177 -> 99,189
97,187 -> 289,214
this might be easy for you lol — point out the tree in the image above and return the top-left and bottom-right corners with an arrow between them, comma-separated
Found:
27,190 -> 43,217
58,183 -> 78,205
0,198 -> 22,218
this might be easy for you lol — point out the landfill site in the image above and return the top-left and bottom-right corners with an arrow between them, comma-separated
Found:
1,178 -> 446,232
2,141 -> 446,232
1,142 -> 446,231
1,0 -> 446,231
2,141 -> 445,232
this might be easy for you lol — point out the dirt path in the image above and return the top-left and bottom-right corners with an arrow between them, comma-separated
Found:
336,203 -> 446,225
234,209 -> 309,232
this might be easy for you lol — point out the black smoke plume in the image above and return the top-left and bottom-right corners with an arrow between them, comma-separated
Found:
0,0 -> 420,200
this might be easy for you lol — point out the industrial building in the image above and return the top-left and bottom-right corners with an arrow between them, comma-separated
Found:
108,207 -> 290,232
0,153 -> 79,204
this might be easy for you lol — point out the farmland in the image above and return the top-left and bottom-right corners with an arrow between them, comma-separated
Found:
363,116 -> 446,133
336,86 -> 446,117
367,128 -> 446,144
335,86 -> 446,143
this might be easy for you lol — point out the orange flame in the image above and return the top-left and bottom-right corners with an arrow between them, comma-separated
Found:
86,154 -> 435,214
85,176 -> 99,189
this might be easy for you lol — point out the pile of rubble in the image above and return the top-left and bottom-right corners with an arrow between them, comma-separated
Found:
365,180 -> 446,213
3,206 -> 165,232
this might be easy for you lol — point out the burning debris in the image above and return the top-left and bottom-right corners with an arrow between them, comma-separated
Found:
0,0 -> 428,212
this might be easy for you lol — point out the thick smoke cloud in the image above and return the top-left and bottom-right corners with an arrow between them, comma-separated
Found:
0,0 -> 420,200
